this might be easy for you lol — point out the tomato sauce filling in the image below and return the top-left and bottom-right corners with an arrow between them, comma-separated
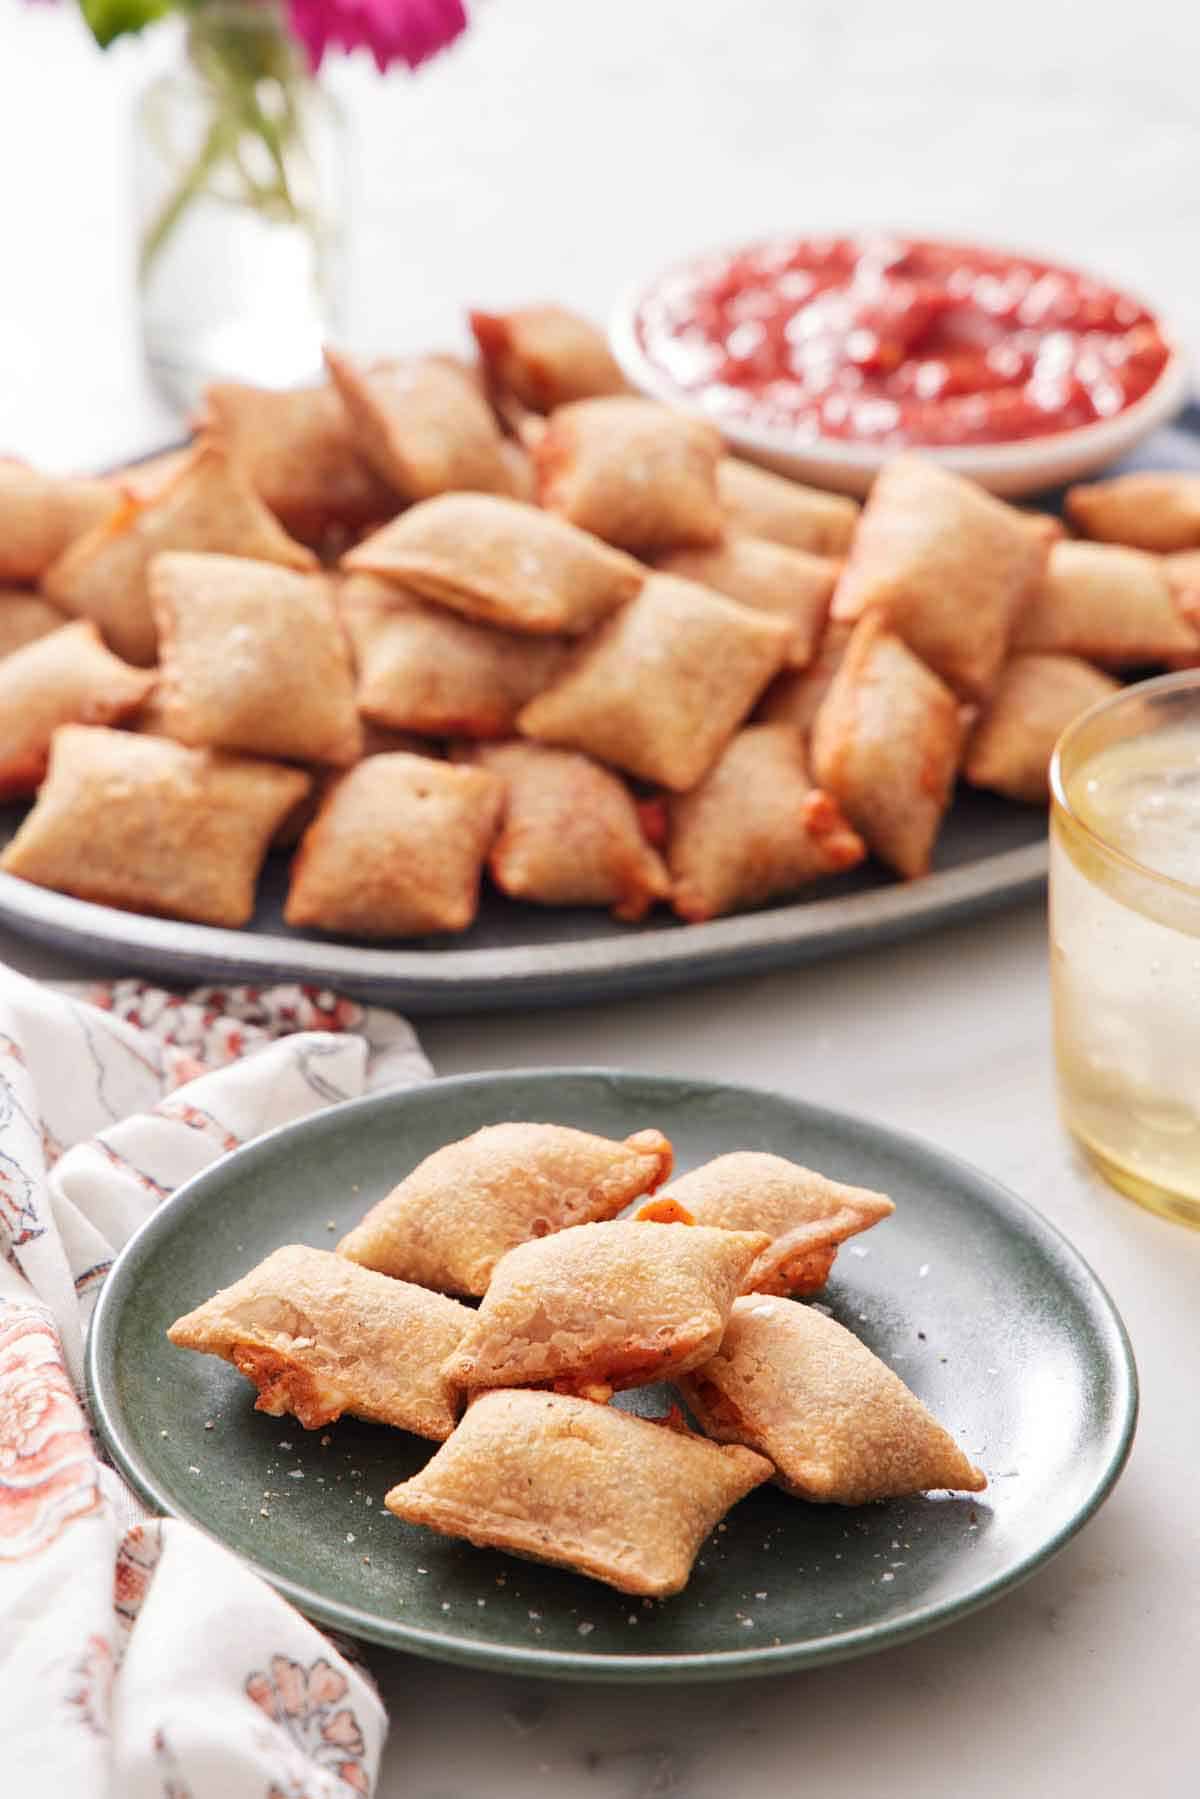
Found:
633,234 -> 1170,448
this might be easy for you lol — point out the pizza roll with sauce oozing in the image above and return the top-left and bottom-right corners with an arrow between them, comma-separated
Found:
678,1295 -> 987,1504
0,590 -> 69,661
533,397 -> 724,553
385,1389 -> 772,1597
325,348 -> 518,502
665,724 -> 865,921
1,725 -> 309,927
200,378 -> 399,544
1013,540 -> 1200,665
456,740 -> 671,921
518,574 -> 789,791
167,1245 -> 472,1439
41,442 -> 316,666
0,460 -> 119,583
469,305 -> 629,412
343,493 -> 643,635
811,614 -> 965,879
151,552 -> 362,766
340,574 -> 567,738
442,1219 -> 770,1400
283,752 -> 503,938
756,619 -> 853,738
964,654 -> 1120,805
831,455 -> 1046,699
1065,472 -> 1200,553
338,1122 -> 673,1297
657,536 -> 838,668
718,457 -> 859,556
642,1151 -> 893,1295
0,621 -> 155,800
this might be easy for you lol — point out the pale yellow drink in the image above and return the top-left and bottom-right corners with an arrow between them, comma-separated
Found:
1051,674 -> 1200,1227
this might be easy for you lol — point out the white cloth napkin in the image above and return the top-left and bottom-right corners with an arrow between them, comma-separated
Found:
0,964 -> 432,1797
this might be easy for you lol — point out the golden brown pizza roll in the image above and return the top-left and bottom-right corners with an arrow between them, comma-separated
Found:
518,574 -> 790,791
41,442 -> 316,666
325,348 -> 517,503
1065,472 -> 1200,553
151,551 -> 361,766
283,752 -> 503,938
534,396 -> 724,553
644,1151 -> 894,1295
1,725 -> 308,927
0,460 -> 119,583
457,740 -> 671,921
443,1219 -> 771,1400
811,614 -> 965,880
338,1122 -> 673,1297
385,1388 -> 772,1597
469,304 -> 629,412
831,456 -> 1046,699
679,1295 -> 987,1504
0,621 -> 155,800
1166,549 -> 1200,592
1012,540 -> 1200,664
167,1244 -> 472,1439
718,457 -> 859,556
964,654 -> 1121,805
340,573 -> 566,738
201,378 -> 399,543
666,724 -> 865,922
0,589 -> 69,660
343,493 -> 643,635
756,618 -> 853,738
657,536 -> 837,668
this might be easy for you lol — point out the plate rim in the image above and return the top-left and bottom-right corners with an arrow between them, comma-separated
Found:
85,1067 -> 1139,1683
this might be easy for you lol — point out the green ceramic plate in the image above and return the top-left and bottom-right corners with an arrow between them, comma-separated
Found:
86,1069 -> 1136,1684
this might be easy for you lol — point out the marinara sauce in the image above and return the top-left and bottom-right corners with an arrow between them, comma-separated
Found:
633,235 -> 1170,447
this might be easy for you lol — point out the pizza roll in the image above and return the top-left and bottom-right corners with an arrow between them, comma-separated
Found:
338,1122 -> 673,1297
811,614 -> 965,879
41,442 -> 316,665
151,552 -> 361,766
325,348 -> 517,503
1013,540 -> 1200,664
1,725 -> 309,927
167,1244 -> 471,1440
756,619 -> 853,737
385,1389 -> 772,1597
534,396 -> 724,553
1065,472 -> 1200,553
105,446 -> 196,503
831,456 -> 1046,699
678,1295 -> 986,1504
0,460 -> 119,583
201,379 -> 399,543
343,493 -> 642,635
964,654 -> 1120,805
657,536 -> 837,668
283,752 -> 503,937
645,1151 -> 893,1295
340,574 -> 566,738
469,304 -> 629,412
0,589 -> 69,661
457,740 -> 670,920
718,457 -> 859,556
0,621 -> 155,800
518,574 -> 789,791
666,724 -> 864,922
442,1219 -> 771,1399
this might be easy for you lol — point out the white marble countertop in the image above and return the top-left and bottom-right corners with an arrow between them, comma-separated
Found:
4,4 -> 1200,1794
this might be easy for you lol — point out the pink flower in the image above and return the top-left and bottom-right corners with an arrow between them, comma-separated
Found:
287,0 -> 468,74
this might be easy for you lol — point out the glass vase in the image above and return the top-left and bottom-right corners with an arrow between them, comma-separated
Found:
134,6 -> 346,409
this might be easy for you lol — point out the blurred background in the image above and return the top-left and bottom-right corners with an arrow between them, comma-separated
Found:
3,0 -> 1198,468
